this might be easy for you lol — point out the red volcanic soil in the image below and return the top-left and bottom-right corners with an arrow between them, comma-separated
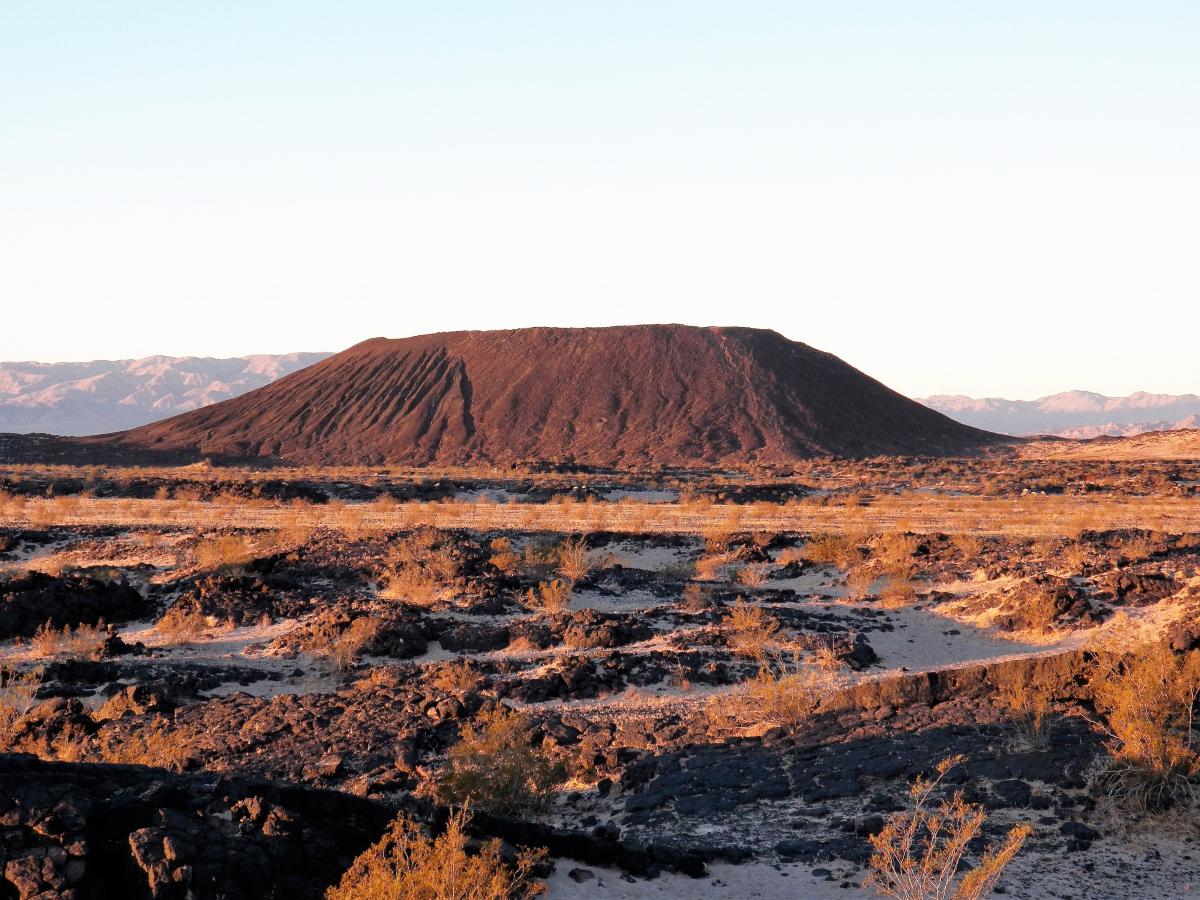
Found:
99,326 -> 1003,466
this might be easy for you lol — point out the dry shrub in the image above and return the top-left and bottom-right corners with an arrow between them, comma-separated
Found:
487,537 -> 522,576
878,576 -> 916,608
735,562 -> 770,589
1060,542 -> 1090,574
325,806 -> 545,900
680,582 -> 712,612
877,532 -> 919,579
98,717 -> 194,771
0,666 -> 43,750
952,533 -> 984,560
380,564 -> 443,606
156,605 -> 209,644
810,644 -> 845,673
997,670 -> 1053,750
802,532 -> 860,569
726,599 -> 780,660
524,579 -> 572,614
435,707 -> 564,815
380,531 -> 460,604
554,537 -> 594,582
273,523 -> 314,553
1088,643 -> 1200,814
307,617 -> 382,672
775,546 -> 807,567
846,568 -> 876,600
712,655 -> 839,732
194,533 -> 257,572
694,549 -> 740,582
30,621 -> 107,659
432,660 -> 485,694
1122,533 -> 1158,563
658,559 -> 696,581
866,755 -> 1031,900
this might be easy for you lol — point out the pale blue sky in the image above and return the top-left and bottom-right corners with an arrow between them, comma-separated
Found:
2,3 -> 1196,398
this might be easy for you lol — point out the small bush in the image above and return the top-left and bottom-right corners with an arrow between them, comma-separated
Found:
555,537 -> 594,582
712,655 -> 839,732
380,564 -> 443,606
997,670 -> 1053,750
802,532 -> 860,569
866,756 -> 1031,900
487,537 -> 522,576
1088,642 -> 1200,814
325,806 -> 545,900
1060,542 -> 1090,574
194,533 -> 257,572
726,599 -> 780,660
156,605 -> 209,644
0,666 -> 43,750
98,716 -> 195,771
435,707 -> 564,815
30,621 -> 107,659
1121,534 -> 1158,563
306,617 -> 382,672
380,531 -> 460,603
524,579 -> 572,614
694,550 -> 739,582
952,533 -> 984,560
735,562 -> 770,588
775,546 -> 807,567
876,532 -> 919,580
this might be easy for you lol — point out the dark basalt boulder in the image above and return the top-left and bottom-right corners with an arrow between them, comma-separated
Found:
0,754 -> 391,900
0,572 -> 150,639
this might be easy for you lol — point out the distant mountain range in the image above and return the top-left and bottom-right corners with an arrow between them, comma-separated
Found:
920,391 -> 1200,438
0,353 -> 331,436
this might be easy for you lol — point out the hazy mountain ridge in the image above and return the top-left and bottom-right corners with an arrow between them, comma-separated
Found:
0,353 -> 331,436
921,391 -> 1200,437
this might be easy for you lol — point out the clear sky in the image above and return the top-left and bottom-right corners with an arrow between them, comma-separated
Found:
2,2 -> 1196,399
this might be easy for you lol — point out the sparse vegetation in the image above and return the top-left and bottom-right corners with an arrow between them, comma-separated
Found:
998,670 -> 1053,750
325,806 -> 546,900
194,532 -> 258,572
554,537 -> 594,581
866,756 -> 1032,900
802,531 -> 861,568
713,654 -> 839,732
726,599 -> 780,660
156,605 -> 209,643
0,666 -> 42,749
1088,642 -> 1200,814
306,616 -> 382,671
524,579 -> 572,614
487,537 -> 522,575
435,706 -> 564,815
735,561 -> 770,588
30,621 -> 107,658
97,716 -> 197,771
380,563 -> 443,606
